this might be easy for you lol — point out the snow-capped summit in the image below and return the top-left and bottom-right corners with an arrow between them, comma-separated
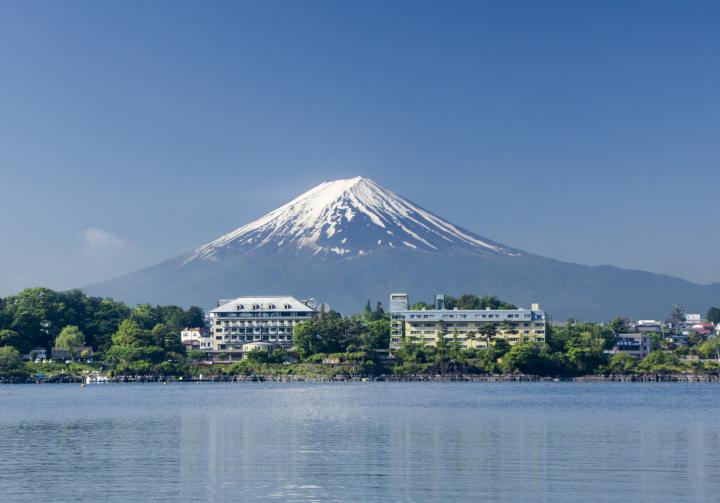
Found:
184,176 -> 519,264
89,176 -> 720,320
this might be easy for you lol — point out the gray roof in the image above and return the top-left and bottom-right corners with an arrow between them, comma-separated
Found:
211,296 -> 316,313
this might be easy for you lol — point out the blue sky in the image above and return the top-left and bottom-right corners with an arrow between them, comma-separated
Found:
1,0 -> 719,295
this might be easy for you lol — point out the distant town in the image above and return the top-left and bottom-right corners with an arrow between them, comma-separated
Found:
1,287 -> 720,383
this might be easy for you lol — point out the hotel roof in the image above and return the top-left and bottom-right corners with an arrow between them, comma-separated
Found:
211,296 -> 316,313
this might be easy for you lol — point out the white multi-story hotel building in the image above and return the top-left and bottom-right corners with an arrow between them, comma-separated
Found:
389,293 -> 547,350
208,296 -> 319,354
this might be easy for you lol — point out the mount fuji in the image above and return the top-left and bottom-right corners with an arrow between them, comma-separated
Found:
87,177 -> 720,320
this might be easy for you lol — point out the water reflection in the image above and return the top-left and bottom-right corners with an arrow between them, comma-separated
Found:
1,383 -> 719,502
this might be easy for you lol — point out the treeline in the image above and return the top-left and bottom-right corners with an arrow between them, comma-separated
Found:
215,305 -> 391,377
0,288 -> 204,376
411,294 -> 516,310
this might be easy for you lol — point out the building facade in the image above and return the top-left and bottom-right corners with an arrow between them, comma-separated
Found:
181,327 -> 212,350
608,333 -> 651,359
208,296 -> 319,355
389,293 -> 547,350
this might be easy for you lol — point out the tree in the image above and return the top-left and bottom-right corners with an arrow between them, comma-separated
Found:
698,338 -> 720,361
707,307 -> 720,325
129,304 -> 161,330
373,302 -> 385,321
83,297 -> 131,353
609,317 -> 629,334
246,348 -> 269,363
186,349 -> 208,361
183,306 -> 205,329
638,351 -> 682,375
465,330 -> 477,349
0,346 -> 24,376
607,353 -> 636,375
501,343 -> 555,375
434,321 -> 447,372
669,304 -> 686,329
151,323 -> 183,353
478,323 -> 497,349
363,318 -> 389,350
0,329 -> 24,352
55,326 -> 85,350
293,311 -> 357,359
112,319 -> 154,347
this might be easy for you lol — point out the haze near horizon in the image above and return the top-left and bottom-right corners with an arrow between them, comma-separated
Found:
1,0 -> 719,296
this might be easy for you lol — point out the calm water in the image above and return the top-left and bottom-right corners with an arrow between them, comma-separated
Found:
1,382 -> 719,502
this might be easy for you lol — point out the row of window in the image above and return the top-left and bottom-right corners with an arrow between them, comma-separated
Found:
234,303 -> 294,310
214,312 -> 311,318
404,313 -> 538,320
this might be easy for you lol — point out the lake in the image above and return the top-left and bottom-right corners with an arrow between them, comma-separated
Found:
1,382 -> 719,502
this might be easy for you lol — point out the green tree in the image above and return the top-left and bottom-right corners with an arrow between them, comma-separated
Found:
373,302 -> 385,321
638,351 -> 682,375
293,311 -> 357,359
501,342 -> 555,375
364,300 -> 372,320
186,349 -> 208,361
129,304 -> 161,330
55,325 -> 85,350
0,329 -> 24,351
609,317 -> 629,334
0,346 -> 24,376
151,323 -> 183,353
698,338 -> 720,361
182,306 -> 205,329
478,323 -> 497,349
363,318 -> 390,350
669,304 -> 686,329
112,319 -> 154,347
607,353 -> 636,375
706,307 -> 720,325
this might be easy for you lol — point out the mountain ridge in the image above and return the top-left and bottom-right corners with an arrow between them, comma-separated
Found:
184,176 -> 518,263
86,177 -> 720,320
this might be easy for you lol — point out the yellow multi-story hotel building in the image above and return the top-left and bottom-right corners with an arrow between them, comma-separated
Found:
389,293 -> 547,350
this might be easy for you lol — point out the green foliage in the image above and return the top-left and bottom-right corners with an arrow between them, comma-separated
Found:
55,325 -> 85,350
445,294 -> 517,310
410,302 -> 433,310
707,307 -> 720,325
186,349 -> 208,361
669,304 -> 686,328
408,294 -> 516,311
478,323 -> 497,347
151,323 -> 183,353
698,338 -> 720,360
501,343 -> 557,375
0,329 -> 23,351
293,310 -> 388,359
638,351 -> 682,374
609,317 -> 629,334
607,353 -> 637,375
0,287 -> 203,357
112,319 -> 154,347
0,346 -> 24,376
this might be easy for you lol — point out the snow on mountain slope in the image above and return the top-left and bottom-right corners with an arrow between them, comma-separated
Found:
184,176 -> 520,264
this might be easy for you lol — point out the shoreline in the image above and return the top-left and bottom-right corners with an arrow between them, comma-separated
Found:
4,373 -> 720,384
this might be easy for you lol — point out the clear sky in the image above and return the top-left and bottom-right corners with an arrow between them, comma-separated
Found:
1,0 -> 719,296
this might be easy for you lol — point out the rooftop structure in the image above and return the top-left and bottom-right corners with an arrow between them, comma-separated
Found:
389,293 -> 547,350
